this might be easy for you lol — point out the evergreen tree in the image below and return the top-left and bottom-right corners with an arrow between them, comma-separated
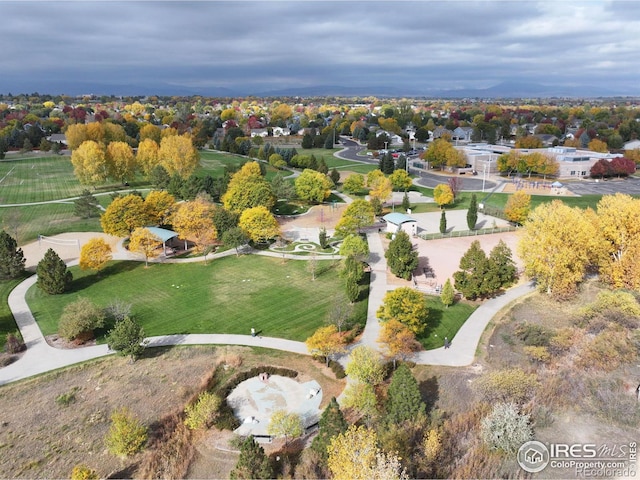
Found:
401,192 -> 410,212
396,154 -> 407,172
230,435 -> 273,480
453,240 -> 490,300
311,397 -> 349,464
329,167 -> 340,185
0,230 -> 25,279
319,226 -> 329,249
467,193 -> 478,230
302,133 -> 313,149
487,240 -> 517,291
440,278 -> 455,307
385,230 -> 418,280
386,364 -> 426,425
439,210 -> 447,234
345,276 -> 360,303
382,152 -> 395,174
74,189 -> 101,219
36,248 -> 72,294
324,133 -> 334,149
317,157 -> 329,174
150,165 -> 170,190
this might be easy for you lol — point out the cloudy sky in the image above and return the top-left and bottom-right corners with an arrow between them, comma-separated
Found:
2,1 -> 640,96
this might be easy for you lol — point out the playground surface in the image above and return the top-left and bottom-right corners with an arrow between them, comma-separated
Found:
228,374 -> 323,438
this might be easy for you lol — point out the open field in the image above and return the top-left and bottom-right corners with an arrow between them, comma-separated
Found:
26,255 -> 366,342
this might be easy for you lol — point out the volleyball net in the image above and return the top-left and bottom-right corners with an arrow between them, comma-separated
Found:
38,235 -> 81,251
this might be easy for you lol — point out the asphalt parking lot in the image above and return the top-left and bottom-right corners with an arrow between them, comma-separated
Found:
563,176 -> 640,195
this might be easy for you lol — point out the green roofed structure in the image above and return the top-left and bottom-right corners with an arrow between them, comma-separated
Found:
145,226 -> 182,255
382,212 -> 418,237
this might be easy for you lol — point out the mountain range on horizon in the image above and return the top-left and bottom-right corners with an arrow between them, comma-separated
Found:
1,80 -> 638,99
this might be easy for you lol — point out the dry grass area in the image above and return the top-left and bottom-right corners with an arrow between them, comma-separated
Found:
0,346 -> 344,479
412,279 -> 640,478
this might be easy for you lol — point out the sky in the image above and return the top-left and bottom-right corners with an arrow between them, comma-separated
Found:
2,0 -> 640,96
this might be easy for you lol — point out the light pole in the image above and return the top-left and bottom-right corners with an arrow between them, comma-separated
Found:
384,141 -> 388,152
482,162 -> 488,192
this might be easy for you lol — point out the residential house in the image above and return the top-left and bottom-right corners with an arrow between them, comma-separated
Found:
453,126 -> 473,142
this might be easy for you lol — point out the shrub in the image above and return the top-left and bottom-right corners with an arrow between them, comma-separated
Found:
523,345 -> 551,363
105,407 -> 148,457
481,402 -> 532,453
58,297 -> 105,341
56,387 -> 80,407
580,290 -> 640,320
5,332 -> 25,354
70,465 -> 98,480
328,359 -> 346,379
474,368 -> 538,404
514,322 -> 552,346
575,325 -> 635,371
549,327 -> 580,355
184,392 -> 222,430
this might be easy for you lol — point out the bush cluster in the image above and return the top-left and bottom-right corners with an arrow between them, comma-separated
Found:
514,322 -> 552,347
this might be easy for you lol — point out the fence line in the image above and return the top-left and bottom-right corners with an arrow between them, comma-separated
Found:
418,225 -> 518,241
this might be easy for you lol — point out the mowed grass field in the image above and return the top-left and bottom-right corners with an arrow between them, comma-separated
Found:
420,296 -> 477,349
26,255 -> 356,342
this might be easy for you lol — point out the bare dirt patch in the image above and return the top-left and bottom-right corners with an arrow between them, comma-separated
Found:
0,346 -> 344,479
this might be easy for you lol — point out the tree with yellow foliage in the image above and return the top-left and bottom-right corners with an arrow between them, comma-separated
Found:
238,206 -> 280,244
305,324 -> 345,366
222,161 -> 276,213
433,184 -> 454,209
139,124 -> 161,143
503,190 -> 531,224
101,194 -> 150,237
368,175 -> 393,203
64,123 -> 88,150
588,138 -> 609,153
519,200 -> 601,298
389,169 -> 413,191
136,138 -> 160,177
128,227 -> 162,267
171,196 -> 217,253
79,237 -> 112,272
328,425 -> 407,480
70,141 -> 109,186
106,141 -> 136,183
144,190 -> 176,226
158,134 -> 199,179
378,319 -> 421,369
596,193 -> 640,290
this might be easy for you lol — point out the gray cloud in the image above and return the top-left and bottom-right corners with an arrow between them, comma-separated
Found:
1,0 -> 639,95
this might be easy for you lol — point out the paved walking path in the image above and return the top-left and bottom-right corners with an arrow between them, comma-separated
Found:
0,232 -> 534,387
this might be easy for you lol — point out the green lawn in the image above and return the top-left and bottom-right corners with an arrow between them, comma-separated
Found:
0,276 -> 26,350
26,255 -> 366,343
419,297 -> 478,350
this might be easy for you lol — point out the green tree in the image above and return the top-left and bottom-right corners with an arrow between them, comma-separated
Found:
440,278 -> 455,307
101,194 -> 150,237
386,364 -> 426,425
106,316 -> 146,362
301,133 -> 313,149
345,274 -> 360,303
311,397 -> 348,464
319,226 -> 329,249
295,168 -> 333,204
271,173 -> 296,201
339,234 -> 369,260
267,409 -> 303,445
487,240 -> 517,292
342,173 -> 365,194
74,189 -> 100,219
330,167 -> 341,185
385,230 -> 418,280
230,435 -> 273,480
439,210 -> 447,234
0,230 -> 25,279
467,193 -> 478,230
345,346 -> 384,385
453,240 -> 490,300
36,248 -> 72,294
401,192 -> 410,212
342,382 -> 379,425
377,287 -> 429,335
335,199 -> 375,237
58,297 -> 105,341
222,227 -> 249,256
105,407 -> 148,457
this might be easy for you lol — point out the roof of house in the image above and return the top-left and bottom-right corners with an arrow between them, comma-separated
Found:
383,213 -> 416,225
